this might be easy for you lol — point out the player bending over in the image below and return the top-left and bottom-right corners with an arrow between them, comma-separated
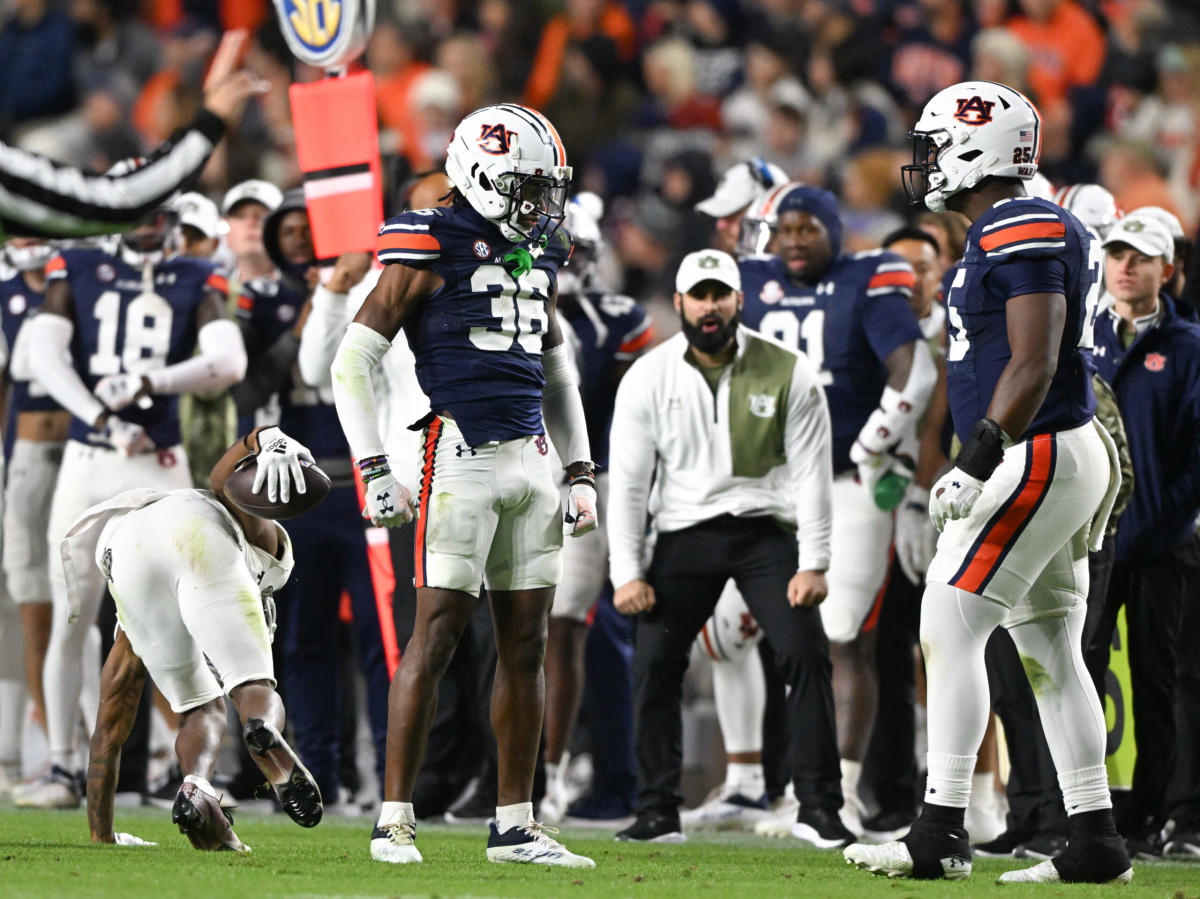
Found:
79,428 -> 324,850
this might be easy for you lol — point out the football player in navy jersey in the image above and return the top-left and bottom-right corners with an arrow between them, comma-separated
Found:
846,81 -> 1131,885
16,209 -> 246,809
738,184 -> 936,834
331,105 -> 597,868
232,189 -> 393,817
0,239 -> 69,774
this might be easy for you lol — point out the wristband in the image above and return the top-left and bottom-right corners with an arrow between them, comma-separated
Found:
955,419 -> 1010,481
358,454 -> 391,483
565,460 -> 596,489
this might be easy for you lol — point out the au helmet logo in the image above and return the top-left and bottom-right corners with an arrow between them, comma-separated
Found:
477,123 -> 514,156
953,96 -> 996,125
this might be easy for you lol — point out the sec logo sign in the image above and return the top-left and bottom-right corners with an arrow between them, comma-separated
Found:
272,0 -> 371,68
473,240 -> 491,259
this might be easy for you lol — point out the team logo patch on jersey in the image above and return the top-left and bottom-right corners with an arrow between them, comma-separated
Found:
96,263 -> 116,282
953,96 -> 995,125
7,294 -> 26,316
477,123 -> 514,155
276,304 -> 296,323
473,240 -> 491,259
748,394 -> 777,418
759,279 -> 785,306
1144,352 -> 1166,372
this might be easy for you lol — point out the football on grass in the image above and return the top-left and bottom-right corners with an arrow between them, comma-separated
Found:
223,456 -> 332,520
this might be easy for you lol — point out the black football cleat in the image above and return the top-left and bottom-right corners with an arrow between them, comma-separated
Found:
172,775 -> 250,852
242,718 -> 323,828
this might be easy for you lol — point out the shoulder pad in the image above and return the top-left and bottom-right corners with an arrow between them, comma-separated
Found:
975,198 -> 1069,259
377,211 -> 443,266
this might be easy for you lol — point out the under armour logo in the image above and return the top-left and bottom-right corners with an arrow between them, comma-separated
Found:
951,482 -> 961,489
455,444 -> 477,457
376,491 -> 394,514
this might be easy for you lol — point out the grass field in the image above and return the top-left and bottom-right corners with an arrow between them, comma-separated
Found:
2,805 -> 1198,898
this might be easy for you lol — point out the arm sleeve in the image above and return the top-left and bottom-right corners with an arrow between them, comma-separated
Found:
297,284 -> 351,389
786,355 -> 834,571
25,314 -> 105,426
541,342 -> 591,466
145,318 -> 247,395
606,365 -> 658,587
0,111 -> 224,238
330,322 -> 393,462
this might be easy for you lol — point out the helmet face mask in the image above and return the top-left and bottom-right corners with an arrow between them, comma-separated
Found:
120,208 -> 178,266
3,239 -> 52,271
496,171 -> 570,243
735,181 -> 798,257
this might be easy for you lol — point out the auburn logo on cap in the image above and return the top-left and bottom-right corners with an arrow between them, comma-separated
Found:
953,96 -> 995,125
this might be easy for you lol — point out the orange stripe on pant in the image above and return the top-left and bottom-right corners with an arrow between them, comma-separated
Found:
352,468 -> 401,677
951,434 -> 1054,595
414,418 -> 443,589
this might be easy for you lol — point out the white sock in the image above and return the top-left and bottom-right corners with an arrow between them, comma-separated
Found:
378,801 -> 416,827
496,801 -> 534,833
546,762 -> 560,787
726,762 -> 764,797
971,772 -> 996,808
841,758 -> 862,796
925,752 -> 976,809
1059,766 -> 1112,815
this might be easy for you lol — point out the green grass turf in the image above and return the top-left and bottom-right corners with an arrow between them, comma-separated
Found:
1,805 -> 1197,898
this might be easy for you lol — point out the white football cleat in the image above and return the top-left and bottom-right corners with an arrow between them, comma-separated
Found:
844,839 -> 972,880
753,792 -> 800,838
486,821 -> 595,867
996,859 -> 1132,884
14,765 -> 80,809
681,784 -> 771,831
371,821 -> 423,863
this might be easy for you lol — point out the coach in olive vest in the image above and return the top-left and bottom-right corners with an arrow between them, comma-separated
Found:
606,249 -> 850,845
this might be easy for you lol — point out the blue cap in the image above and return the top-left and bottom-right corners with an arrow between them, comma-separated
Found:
776,185 -> 842,258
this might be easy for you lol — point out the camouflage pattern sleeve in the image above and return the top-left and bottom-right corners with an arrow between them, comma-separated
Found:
1091,372 -> 1134,536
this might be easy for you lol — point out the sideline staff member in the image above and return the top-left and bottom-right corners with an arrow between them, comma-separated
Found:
608,249 -> 848,847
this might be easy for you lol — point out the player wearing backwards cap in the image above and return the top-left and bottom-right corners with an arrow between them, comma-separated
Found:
78,428 -> 323,850
330,105 -> 596,868
1087,210 -> 1200,859
608,248 -> 839,845
738,183 -> 935,838
15,208 -> 247,809
696,158 -> 789,256
845,80 -> 1131,884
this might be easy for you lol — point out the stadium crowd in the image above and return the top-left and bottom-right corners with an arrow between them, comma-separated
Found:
0,0 -> 1199,869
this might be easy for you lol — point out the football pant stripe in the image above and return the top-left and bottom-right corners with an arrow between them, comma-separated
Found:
858,544 -> 894,635
414,417 -> 443,589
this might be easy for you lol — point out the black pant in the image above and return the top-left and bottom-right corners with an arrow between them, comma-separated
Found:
861,556 -> 922,819
1085,534 -> 1200,832
634,515 -> 840,815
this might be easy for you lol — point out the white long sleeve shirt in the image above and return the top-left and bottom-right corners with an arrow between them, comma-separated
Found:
608,326 -> 833,587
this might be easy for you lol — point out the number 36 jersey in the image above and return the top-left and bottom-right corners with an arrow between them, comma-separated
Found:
47,247 -> 221,448
375,204 -> 571,447
943,197 -> 1099,444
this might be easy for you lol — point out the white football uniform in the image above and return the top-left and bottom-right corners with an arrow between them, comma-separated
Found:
3,439 -> 64,603
553,473 -> 609,622
821,473 -> 893,642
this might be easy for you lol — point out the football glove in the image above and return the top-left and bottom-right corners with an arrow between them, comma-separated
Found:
251,426 -> 314,504
849,438 -> 889,495
97,417 -> 154,456
94,373 -> 150,411
895,484 -> 937,583
362,470 -> 414,528
929,467 -> 984,532
564,481 -> 598,538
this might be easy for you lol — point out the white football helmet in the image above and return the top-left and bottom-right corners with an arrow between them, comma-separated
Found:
693,585 -> 762,665
120,206 -> 178,269
903,81 -> 1042,212
558,193 -> 604,296
2,239 -> 52,272
737,180 -> 803,257
1054,184 -> 1119,239
444,104 -> 573,243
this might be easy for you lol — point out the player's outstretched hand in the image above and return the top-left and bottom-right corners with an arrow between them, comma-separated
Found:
895,484 -> 937,583
788,569 -> 828,607
251,426 -> 314,504
362,472 -> 414,527
929,467 -> 984,531
202,30 -> 269,129
614,579 -> 655,615
563,482 -> 598,538
112,832 -> 157,847
94,373 -> 149,412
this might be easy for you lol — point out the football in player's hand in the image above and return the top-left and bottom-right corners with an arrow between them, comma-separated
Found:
223,456 -> 332,520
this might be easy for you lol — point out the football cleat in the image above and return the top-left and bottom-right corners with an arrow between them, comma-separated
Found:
996,859 -> 1132,884
172,775 -> 250,852
845,839 -> 972,880
242,718 -> 323,827
998,836 -> 1132,884
753,793 -> 801,838
681,784 -> 770,831
1164,830 -> 1200,858
13,764 -> 80,809
792,806 -> 856,849
370,821 -> 422,864
486,821 -> 595,867
615,811 -> 687,843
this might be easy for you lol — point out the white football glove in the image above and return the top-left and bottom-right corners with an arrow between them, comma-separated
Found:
252,426 -> 314,504
362,471 -> 414,527
895,484 -> 937,583
929,467 -> 984,532
564,482 -> 598,538
849,439 -> 888,495
112,832 -> 157,846
97,417 -> 154,456
94,373 -> 150,411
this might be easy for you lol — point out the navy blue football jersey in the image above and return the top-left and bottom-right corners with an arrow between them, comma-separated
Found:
944,197 -> 1100,443
46,248 -> 222,447
235,275 -> 348,460
375,204 -> 572,447
559,290 -> 653,469
740,250 -> 923,472
1,268 -> 60,414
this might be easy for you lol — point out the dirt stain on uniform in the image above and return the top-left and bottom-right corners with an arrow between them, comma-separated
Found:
1020,654 -> 1053,697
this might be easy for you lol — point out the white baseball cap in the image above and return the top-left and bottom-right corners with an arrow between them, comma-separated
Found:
676,249 -> 741,294
222,179 -> 284,216
695,158 -> 789,218
1103,211 -> 1174,259
1130,205 -> 1185,241
172,192 -> 221,239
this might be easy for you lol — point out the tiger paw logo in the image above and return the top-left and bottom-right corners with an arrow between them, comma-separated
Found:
953,96 -> 995,125
1144,352 -> 1166,372
282,0 -> 344,53
477,123 -> 514,155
